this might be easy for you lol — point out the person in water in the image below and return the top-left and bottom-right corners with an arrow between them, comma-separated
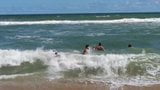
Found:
55,52 -> 60,57
94,42 -> 105,51
82,44 -> 90,55
128,44 -> 132,48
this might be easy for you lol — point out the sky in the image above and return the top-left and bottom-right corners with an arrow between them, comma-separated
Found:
0,0 -> 160,14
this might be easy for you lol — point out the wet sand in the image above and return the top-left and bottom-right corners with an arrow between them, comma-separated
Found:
0,76 -> 160,90
0,79 -> 109,90
122,84 -> 160,90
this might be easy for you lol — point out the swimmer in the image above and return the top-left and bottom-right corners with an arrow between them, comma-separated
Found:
128,44 -> 132,48
82,44 -> 90,55
94,42 -> 105,51
55,52 -> 60,57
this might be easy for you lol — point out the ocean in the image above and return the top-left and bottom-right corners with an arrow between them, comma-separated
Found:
0,13 -> 160,87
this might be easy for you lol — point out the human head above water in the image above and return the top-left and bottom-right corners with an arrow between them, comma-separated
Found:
98,42 -> 102,46
85,44 -> 89,48
55,52 -> 58,55
128,44 -> 132,47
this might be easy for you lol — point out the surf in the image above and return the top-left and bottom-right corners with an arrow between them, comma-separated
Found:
0,48 -> 160,84
0,18 -> 160,26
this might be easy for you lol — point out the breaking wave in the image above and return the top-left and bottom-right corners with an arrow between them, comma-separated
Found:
0,48 -> 160,82
0,18 -> 160,26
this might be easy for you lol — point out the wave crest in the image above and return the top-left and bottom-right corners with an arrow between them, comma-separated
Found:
0,49 -> 160,81
0,18 -> 160,26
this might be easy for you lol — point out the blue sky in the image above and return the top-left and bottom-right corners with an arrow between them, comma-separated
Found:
0,0 -> 160,14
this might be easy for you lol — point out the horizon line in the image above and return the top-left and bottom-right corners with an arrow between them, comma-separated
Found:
0,11 -> 160,16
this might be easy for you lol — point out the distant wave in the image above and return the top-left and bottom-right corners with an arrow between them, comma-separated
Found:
0,18 -> 160,26
95,15 -> 110,18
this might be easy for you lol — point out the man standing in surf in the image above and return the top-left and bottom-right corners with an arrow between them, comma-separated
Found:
94,42 -> 105,51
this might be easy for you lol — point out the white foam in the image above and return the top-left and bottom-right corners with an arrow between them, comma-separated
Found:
0,49 -> 137,75
15,35 -> 40,39
0,18 -> 160,26
0,49 -> 160,85
0,49 -> 54,67
0,73 -> 33,80
87,33 -> 106,36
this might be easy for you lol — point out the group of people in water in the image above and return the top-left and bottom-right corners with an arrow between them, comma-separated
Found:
54,42 -> 132,56
82,42 -> 105,55
82,43 -> 132,55
54,42 -> 105,56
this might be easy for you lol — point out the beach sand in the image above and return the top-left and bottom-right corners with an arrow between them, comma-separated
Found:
0,76 -> 160,90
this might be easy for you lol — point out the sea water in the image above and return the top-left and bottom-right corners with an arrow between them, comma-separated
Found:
0,13 -> 160,86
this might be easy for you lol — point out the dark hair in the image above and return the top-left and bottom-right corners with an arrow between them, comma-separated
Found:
128,44 -> 132,47
85,44 -> 89,48
99,42 -> 102,46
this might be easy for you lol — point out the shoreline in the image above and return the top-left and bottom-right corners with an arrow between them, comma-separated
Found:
0,76 -> 160,90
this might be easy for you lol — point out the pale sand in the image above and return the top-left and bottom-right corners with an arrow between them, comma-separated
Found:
0,76 -> 160,90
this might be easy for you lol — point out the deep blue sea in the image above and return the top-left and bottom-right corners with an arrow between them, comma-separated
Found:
0,13 -> 160,85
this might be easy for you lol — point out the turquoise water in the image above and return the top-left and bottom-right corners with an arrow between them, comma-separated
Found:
0,13 -> 160,52
0,13 -> 160,85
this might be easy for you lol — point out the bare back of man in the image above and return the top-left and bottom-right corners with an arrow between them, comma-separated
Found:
95,43 -> 105,51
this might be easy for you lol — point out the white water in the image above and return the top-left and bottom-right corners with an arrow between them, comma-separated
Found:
0,49 -> 160,85
0,18 -> 160,26
0,73 -> 33,80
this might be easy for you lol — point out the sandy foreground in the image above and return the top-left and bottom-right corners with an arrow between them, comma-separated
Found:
0,76 -> 160,90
